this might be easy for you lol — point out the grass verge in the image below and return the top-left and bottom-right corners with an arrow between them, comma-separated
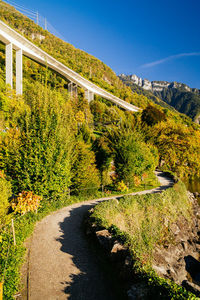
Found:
89,181 -> 197,299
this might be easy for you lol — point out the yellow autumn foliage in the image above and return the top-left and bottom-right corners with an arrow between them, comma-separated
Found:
11,191 -> 42,215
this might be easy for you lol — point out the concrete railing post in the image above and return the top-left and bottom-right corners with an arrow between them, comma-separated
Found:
16,49 -> 23,95
6,43 -> 13,89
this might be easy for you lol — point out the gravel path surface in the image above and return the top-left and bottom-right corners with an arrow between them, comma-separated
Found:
26,171 -> 173,300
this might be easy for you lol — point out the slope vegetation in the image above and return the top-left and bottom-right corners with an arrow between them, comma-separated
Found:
154,88 -> 200,123
0,1 -> 148,108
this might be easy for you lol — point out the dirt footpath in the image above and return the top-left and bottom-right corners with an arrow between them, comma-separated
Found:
24,171 -> 173,300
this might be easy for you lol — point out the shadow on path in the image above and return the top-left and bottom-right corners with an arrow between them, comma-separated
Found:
56,203 -> 127,300
55,172 -> 174,299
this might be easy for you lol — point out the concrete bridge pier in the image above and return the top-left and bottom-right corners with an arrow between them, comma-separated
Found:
68,82 -> 78,97
73,84 -> 78,97
6,43 -> 13,89
5,42 -> 23,94
16,48 -> 23,95
68,82 -> 73,96
85,90 -> 94,102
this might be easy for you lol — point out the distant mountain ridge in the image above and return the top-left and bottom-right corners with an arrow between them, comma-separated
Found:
119,74 -> 200,123
119,74 -> 200,94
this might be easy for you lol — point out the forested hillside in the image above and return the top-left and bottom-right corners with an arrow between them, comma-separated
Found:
1,2 -> 200,298
154,88 -> 200,123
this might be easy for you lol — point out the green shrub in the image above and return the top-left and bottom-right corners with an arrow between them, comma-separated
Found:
107,127 -> 159,187
71,140 -> 100,195
141,104 -> 166,126
117,180 -> 129,192
92,136 -> 113,186
0,82 -> 76,198
147,119 -> 200,178
0,171 -> 11,225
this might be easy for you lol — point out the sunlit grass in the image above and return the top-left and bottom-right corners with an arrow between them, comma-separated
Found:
91,181 -> 192,269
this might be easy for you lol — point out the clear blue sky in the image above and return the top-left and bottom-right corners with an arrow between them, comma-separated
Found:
8,0 -> 200,88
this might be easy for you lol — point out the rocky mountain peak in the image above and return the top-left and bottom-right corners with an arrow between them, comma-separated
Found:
118,74 -> 200,124
119,74 -> 199,94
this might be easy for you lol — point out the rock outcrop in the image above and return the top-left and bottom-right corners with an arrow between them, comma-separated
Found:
150,192 -> 200,290
119,74 -> 198,93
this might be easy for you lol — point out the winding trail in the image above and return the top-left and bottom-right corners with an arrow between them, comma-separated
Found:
25,171 -> 173,300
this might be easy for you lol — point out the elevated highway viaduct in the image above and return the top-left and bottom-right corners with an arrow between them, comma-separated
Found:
0,20 -> 140,112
